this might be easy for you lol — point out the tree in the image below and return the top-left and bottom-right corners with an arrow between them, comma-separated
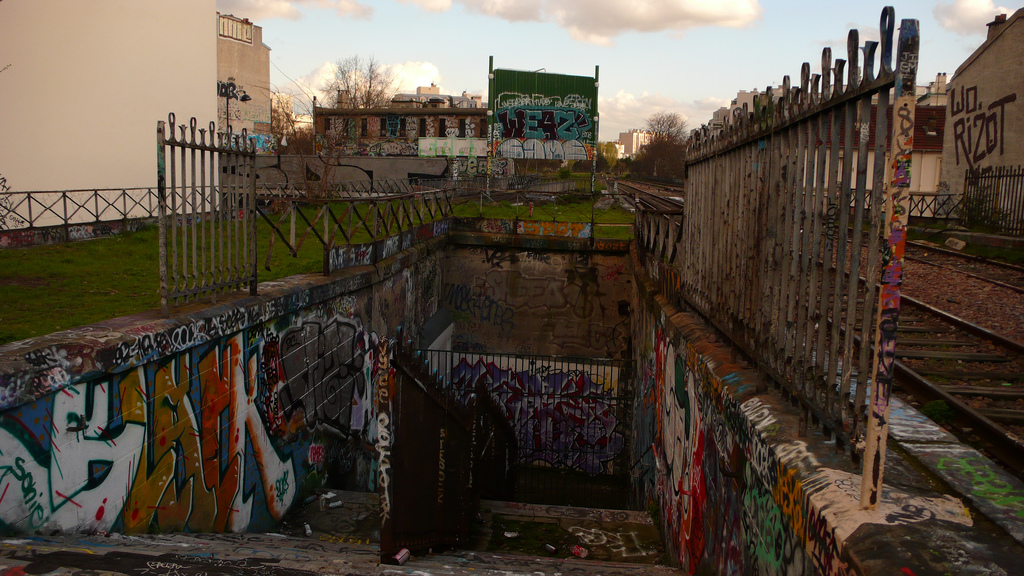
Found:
599,142 -> 619,172
645,111 -> 687,144
321,55 -> 399,109
634,112 -> 688,181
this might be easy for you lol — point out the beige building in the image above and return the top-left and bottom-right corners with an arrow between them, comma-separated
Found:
939,9 -> 1024,198
617,129 -> 652,158
0,1 -> 216,191
217,13 -> 271,146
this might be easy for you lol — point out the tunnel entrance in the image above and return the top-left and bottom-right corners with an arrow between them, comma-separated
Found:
418,350 -> 633,510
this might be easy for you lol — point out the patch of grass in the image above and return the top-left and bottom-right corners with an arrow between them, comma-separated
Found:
1,198 -> 636,345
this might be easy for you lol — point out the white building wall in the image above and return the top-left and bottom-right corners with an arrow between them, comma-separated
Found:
0,0 -> 216,191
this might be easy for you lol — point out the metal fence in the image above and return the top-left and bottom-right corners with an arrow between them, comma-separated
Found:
382,340 -> 517,560
962,165 -> 1024,235
639,8 -> 918,507
0,187 -> 159,230
156,114 -> 257,314
414,349 -> 630,506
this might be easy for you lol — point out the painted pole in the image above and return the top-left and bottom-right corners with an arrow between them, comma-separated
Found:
486,56 -> 494,198
861,16 -> 918,509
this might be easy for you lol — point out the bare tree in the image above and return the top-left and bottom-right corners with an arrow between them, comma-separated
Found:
635,112 -> 688,181
645,111 -> 687,144
321,55 -> 399,109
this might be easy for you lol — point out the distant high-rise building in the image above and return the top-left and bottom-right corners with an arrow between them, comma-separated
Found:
618,129 -> 652,158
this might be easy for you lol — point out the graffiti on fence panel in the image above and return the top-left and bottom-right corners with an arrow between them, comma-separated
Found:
449,357 -> 622,474
276,318 -> 374,435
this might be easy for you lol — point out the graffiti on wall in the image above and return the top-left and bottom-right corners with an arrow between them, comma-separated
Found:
449,357 -> 623,474
950,84 -> 1018,169
420,138 -> 488,158
0,310 -> 390,535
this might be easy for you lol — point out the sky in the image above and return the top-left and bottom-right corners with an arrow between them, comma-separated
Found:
227,0 -> 1010,141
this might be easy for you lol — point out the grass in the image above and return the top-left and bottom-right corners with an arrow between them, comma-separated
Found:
0,196 -> 635,345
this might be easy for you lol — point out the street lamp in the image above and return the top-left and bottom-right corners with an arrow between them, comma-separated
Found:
222,76 -> 252,135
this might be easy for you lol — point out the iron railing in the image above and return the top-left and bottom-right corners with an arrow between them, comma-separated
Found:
415,350 -> 628,478
0,187 -> 159,230
381,339 -> 517,560
156,114 -> 257,314
962,165 -> 1024,235
638,8 -> 918,507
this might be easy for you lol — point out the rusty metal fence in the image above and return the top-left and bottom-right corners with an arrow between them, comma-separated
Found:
382,340 -> 517,561
415,349 -> 630,507
637,8 -> 918,507
156,114 -> 258,314
962,165 -> 1024,235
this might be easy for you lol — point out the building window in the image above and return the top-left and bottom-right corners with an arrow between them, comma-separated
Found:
439,118 -> 446,137
361,118 -> 367,137
323,117 -> 332,131
399,117 -> 407,137
458,118 -> 466,138
380,117 -> 387,137
419,118 -> 426,137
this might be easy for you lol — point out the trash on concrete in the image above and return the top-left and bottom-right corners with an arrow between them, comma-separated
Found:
544,544 -> 558,553
503,531 -> 519,539
303,523 -> 312,537
328,501 -> 345,509
571,545 -> 588,558
394,548 -> 411,565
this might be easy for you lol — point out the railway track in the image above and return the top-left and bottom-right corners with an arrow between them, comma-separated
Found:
905,240 -> 1024,294
893,296 -> 1024,476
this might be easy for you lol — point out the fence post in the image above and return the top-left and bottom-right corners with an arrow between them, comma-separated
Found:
157,121 -> 170,316
861,15 -> 918,509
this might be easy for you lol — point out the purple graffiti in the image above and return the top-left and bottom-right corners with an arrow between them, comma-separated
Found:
450,358 -> 623,474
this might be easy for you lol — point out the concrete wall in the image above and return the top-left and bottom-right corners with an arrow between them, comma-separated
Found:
629,246 -> 1024,574
0,238 -> 446,534
255,155 -> 449,188
940,9 -> 1024,198
443,245 -> 632,359
0,1 -> 217,192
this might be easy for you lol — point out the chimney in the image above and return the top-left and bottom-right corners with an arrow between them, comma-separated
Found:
987,13 -> 1008,41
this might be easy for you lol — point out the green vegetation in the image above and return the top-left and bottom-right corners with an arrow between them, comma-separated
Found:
919,400 -> 956,425
0,194 -> 635,345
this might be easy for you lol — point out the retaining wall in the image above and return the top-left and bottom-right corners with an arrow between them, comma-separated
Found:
0,237 -> 447,535
629,244 -> 1023,575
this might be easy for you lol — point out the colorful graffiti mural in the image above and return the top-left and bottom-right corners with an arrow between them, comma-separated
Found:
0,307 -> 392,535
448,356 -> 623,475
489,69 -> 598,162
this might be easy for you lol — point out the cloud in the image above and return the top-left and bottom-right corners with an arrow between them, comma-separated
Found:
599,89 -> 728,140
542,0 -> 763,45
393,0 -> 453,12
222,0 -> 761,42
387,61 -> 445,93
934,0 -> 1013,36
216,0 -> 372,21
